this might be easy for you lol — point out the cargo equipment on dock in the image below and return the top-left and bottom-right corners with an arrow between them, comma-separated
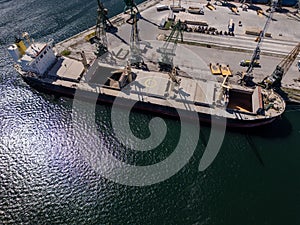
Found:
259,42 -> 300,89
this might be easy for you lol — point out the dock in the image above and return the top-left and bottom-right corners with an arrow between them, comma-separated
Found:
54,0 -> 300,103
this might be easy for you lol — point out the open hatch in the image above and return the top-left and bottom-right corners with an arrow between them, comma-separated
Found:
227,87 -> 263,115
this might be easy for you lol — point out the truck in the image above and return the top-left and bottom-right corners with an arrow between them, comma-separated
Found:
240,60 -> 261,67
156,4 -> 169,11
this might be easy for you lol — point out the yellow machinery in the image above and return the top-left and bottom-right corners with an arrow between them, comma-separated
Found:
221,75 -> 231,89
210,63 -> 232,76
210,63 -> 222,75
231,7 -> 239,14
220,64 -> 232,76
206,2 -> 216,11
15,38 -> 26,55
257,9 -> 264,16
85,31 -> 96,42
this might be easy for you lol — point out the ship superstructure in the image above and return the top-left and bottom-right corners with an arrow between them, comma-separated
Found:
8,33 -> 85,83
8,33 -> 56,75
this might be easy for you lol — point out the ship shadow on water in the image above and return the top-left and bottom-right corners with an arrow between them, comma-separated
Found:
229,114 -> 293,139
227,114 -> 293,167
227,115 -> 291,162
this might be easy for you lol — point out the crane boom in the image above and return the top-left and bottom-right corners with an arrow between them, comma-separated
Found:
157,20 -> 184,71
127,11 -> 144,66
240,0 -> 278,86
277,43 -> 300,74
246,0 -> 276,74
94,0 -> 111,56
259,43 -> 300,89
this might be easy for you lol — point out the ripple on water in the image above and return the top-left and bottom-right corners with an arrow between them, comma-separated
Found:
1,0 -> 300,224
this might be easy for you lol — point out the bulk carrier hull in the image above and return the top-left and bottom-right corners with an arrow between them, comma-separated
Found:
21,74 -> 279,128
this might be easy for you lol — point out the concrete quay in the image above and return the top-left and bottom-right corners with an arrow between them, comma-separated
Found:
54,0 -> 300,102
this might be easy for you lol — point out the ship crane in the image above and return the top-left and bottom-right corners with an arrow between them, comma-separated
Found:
259,42 -> 300,89
157,20 -> 184,71
240,0 -> 277,85
94,0 -> 114,56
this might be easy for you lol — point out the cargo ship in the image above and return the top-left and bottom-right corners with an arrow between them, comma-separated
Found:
7,32 -> 286,128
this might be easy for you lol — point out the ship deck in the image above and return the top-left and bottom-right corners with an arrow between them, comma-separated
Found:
48,57 -> 85,82
46,60 -> 284,122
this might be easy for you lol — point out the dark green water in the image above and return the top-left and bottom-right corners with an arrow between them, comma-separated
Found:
1,0 -> 300,224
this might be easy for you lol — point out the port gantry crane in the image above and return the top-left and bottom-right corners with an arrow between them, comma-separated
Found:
259,42 -> 300,89
94,0 -> 115,56
124,0 -> 140,14
157,20 -> 184,71
123,0 -> 148,68
240,0 -> 277,85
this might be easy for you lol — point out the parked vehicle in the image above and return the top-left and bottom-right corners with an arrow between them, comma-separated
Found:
156,4 -> 169,11
240,60 -> 261,67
